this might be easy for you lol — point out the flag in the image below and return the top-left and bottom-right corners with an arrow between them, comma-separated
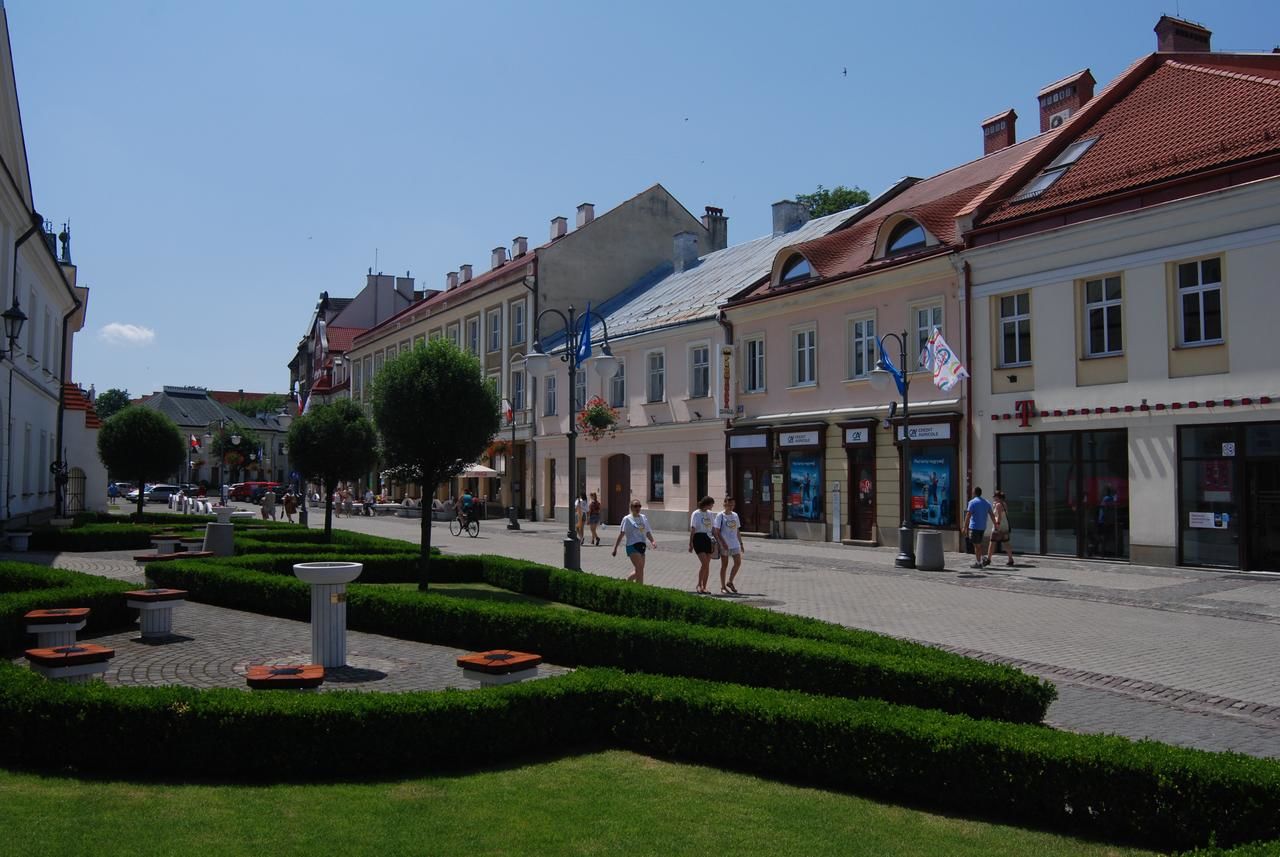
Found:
190,434 -> 199,450
301,392 -> 313,415
876,336 -> 906,396
925,327 -> 970,392
574,303 -> 592,364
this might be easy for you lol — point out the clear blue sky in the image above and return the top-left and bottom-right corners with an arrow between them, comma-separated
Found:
7,0 -> 1277,398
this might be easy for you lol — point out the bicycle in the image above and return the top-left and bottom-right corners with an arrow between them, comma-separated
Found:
449,512 -> 479,538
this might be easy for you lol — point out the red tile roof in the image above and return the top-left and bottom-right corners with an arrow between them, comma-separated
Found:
62,384 -> 102,429
979,53 -> 1280,225
323,326 -> 363,354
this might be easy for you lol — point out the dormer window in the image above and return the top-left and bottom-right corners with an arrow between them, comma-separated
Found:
886,220 -> 927,254
1011,135 -> 1099,203
779,254 -> 812,285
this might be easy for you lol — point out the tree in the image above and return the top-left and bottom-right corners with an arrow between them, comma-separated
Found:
795,184 -> 871,218
227,393 -> 289,419
287,399 -> 379,542
96,407 -> 186,519
94,388 -> 131,422
371,339 -> 499,589
210,425 -> 262,484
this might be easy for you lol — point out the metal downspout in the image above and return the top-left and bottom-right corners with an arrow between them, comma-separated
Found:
4,216 -> 42,523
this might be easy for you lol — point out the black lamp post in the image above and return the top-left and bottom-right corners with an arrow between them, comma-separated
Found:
523,304 -> 617,571
870,330 -> 916,569
2,298 -> 28,523
500,397 -> 520,530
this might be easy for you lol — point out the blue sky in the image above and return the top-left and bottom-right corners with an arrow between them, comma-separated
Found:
7,0 -> 1277,398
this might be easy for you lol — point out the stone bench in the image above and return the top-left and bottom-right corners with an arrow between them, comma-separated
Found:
245,664 -> 325,690
372,503 -> 403,516
151,534 -> 183,555
457,650 -> 543,687
125,588 -> 188,639
24,643 -> 115,682
24,607 -> 90,648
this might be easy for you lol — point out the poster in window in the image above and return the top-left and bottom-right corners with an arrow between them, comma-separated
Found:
909,448 -> 955,527
787,453 -> 822,521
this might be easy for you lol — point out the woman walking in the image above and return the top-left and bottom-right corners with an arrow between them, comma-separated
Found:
986,489 -> 1015,566
587,492 -> 602,546
612,500 -> 657,583
688,496 -> 717,594
715,496 -> 745,593
575,492 -> 589,542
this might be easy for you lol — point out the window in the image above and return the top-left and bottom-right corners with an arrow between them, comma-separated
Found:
352,360 -> 362,400
574,369 -> 586,412
646,351 -> 665,403
363,355 -> 372,390
413,334 -> 425,349
744,337 -> 766,393
793,326 -> 816,386
886,220 -> 926,254
511,369 -> 525,411
1011,136 -> 1099,202
399,339 -> 411,353
609,361 -> 626,408
487,373 -> 500,398
386,345 -> 397,361
649,454 -> 665,501
690,345 -> 710,397
373,352 -> 384,379
1178,257 -> 1222,346
488,310 -> 501,352
447,324 -> 460,348
779,255 -> 812,284
848,316 -> 876,379
999,293 -> 1032,366
511,301 -> 526,345
544,374 -> 557,416
466,318 -> 480,355
1084,276 -> 1122,356
915,303 -> 943,368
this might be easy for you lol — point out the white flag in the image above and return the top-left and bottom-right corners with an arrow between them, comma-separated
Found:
926,327 -> 969,392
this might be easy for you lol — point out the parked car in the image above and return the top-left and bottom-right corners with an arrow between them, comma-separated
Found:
125,484 -> 150,503
144,484 -> 182,504
248,482 -> 283,504
228,483 -> 251,502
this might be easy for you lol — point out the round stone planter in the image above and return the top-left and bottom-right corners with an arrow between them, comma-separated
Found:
293,562 -> 363,667
7,531 -> 32,552
214,507 -> 235,524
293,561 -> 363,585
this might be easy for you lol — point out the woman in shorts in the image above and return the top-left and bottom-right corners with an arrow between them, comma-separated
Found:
715,496 -> 745,593
587,492 -> 602,545
612,501 -> 657,583
986,489 -> 1015,566
688,496 -> 717,594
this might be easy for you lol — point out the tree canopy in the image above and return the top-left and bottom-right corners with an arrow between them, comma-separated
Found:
96,407 -> 186,519
370,339 -> 499,587
226,393 -> 289,418
287,398 -> 379,541
93,388 -> 131,422
796,184 -> 871,218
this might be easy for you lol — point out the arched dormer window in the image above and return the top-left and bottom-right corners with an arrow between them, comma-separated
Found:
886,219 -> 926,254
778,254 -> 812,285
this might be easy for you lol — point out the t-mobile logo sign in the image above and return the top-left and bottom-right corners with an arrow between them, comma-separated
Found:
1014,399 -> 1036,428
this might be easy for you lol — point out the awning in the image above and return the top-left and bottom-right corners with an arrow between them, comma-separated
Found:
459,464 -> 499,477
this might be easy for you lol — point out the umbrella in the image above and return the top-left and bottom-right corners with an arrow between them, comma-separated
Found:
459,463 -> 499,477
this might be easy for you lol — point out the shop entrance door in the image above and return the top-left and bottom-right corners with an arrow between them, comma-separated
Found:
735,456 -> 771,533
848,449 -> 875,541
1246,459 -> 1280,571
606,454 -> 630,525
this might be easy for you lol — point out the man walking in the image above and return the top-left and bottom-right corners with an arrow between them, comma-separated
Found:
962,486 -> 994,569
363,488 -> 375,517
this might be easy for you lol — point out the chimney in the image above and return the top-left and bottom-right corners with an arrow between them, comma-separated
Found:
491,246 -> 508,270
576,202 -> 594,228
701,206 -> 728,252
771,200 -> 810,237
395,273 -> 414,300
512,236 -> 528,257
1037,69 -> 1095,133
673,231 -> 700,273
459,264 -> 473,283
981,109 -> 1017,155
446,271 -> 459,291
1155,15 -> 1211,52
550,216 -> 568,240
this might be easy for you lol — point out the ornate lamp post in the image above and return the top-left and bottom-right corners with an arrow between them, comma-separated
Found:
870,331 -> 916,569
523,305 -> 617,571
499,397 -> 520,530
3,298 -> 28,522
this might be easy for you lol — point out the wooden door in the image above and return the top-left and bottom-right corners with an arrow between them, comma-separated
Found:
848,449 -> 875,540
606,454 -> 631,525
735,455 -> 770,533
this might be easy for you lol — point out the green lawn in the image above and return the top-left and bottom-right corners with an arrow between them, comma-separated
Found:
381,580 -> 584,611
0,750 -> 1156,856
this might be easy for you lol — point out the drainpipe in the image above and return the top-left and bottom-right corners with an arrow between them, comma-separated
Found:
4,214 -> 43,523
53,303 -> 81,516
524,255 -> 539,521
963,260 -> 975,500
717,308 -> 734,503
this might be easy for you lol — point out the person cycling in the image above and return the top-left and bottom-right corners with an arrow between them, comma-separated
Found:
458,489 -> 476,525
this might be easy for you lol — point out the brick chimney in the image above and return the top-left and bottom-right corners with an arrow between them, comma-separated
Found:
576,202 -> 595,228
446,271 -> 459,291
771,200 -> 810,237
981,109 -> 1017,155
459,264 -> 472,283
1038,69 -> 1095,133
491,246 -> 508,270
673,231 -> 700,273
1155,15 -> 1211,52
701,206 -> 728,252
550,216 -> 568,240
512,236 -> 528,257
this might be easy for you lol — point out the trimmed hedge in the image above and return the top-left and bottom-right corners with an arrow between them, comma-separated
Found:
0,562 -> 136,652
147,559 -> 1051,723
29,523 -> 161,551
0,664 -> 1277,852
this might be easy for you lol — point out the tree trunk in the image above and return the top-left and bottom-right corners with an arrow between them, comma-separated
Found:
418,493 -> 432,591
135,477 -> 145,521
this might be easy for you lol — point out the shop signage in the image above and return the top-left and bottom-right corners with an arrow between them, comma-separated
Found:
896,423 -> 952,441
1014,399 -> 1036,428
844,427 -> 871,445
729,434 -> 767,449
1222,442 -> 1236,457
1189,511 -> 1230,529
779,430 -> 819,447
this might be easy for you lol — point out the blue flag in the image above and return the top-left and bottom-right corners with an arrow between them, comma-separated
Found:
877,336 -> 906,396
575,303 -> 593,364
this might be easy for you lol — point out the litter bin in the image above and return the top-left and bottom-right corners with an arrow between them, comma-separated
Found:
915,530 -> 945,571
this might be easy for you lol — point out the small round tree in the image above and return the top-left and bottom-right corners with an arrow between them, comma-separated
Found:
287,399 -> 379,542
371,339 -> 499,589
96,407 -> 186,520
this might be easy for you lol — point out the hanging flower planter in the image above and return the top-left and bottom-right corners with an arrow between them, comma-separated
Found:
577,396 -> 620,442
484,439 -> 510,462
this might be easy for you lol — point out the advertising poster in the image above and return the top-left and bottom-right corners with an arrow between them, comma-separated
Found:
787,453 -> 822,521
909,448 -> 954,527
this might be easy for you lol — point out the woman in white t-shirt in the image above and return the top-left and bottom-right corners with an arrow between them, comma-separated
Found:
688,496 -> 717,595
612,500 -> 658,583
575,492 -> 589,542
715,495 -> 746,594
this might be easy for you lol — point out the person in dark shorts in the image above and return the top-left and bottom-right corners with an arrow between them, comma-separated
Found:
688,495 -> 717,595
963,486 -> 994,569
613,501 -> 657,583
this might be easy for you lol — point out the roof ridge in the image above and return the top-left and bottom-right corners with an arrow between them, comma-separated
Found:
1165,59 -> 1280,88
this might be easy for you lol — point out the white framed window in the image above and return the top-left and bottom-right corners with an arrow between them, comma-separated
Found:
487,310 -> 501,352
373,352 -> 384,379
914,302 -> 943,369
487,372 -> 500,398
544,374 -> 557,416
511,300 -> 526,345
386,345 -> 397,361
792,325 -> 816,386
609,361 -> 626,408
352,360 -> 362,400
690,344 -> 710,398
467,318 -> 480,355
22,424 -> 30,493
399,339 -> 411,353
999,293 -> 1032,367
511,369 -> 525,411
1084,276 -> 1122,357
574,368 -> 586,412
646,351 -> 665,403
847,315 -> 876,379
363,355 -> 372,390
429,329 -> 441,341
447,323 -> 460,348
413,334 -> 425,349
1177,257 -> 1223,346
743,336 -> 765,393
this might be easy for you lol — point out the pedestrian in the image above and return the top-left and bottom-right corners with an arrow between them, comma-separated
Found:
612,500 -> 657,583
986,489 -> 1015,566
715,495 -> 745,594
963,486 -> 994,569
261,487 -> 277,521
282,491 -> 297,524
688,495 -> 717,594
107,482 -> 118,505
363,488 -> 375,517
587,492 -> 602,546
575,492 -> 588,541
332,490 -> 344,518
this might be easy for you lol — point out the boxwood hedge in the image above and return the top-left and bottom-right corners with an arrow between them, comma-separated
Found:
0,562 -> 136,652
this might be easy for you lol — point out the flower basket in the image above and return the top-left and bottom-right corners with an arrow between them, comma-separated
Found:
577,396 -> 620,442
484,439 -> 510,461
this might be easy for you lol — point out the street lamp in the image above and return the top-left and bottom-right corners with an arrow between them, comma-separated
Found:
869,330 -> 916,569
2,298 -> 28,522
524,304 -> 618,571
499,396 -> 520,531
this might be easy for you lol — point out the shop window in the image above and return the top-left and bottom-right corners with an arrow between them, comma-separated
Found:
999,293 -> 1031,367
1084,276 -> 1123,356
1177,257 -> 1223,346
786,452 -> 822,521
996,435 -> 1040,555
1179,425 -> 1238,568
649,454 -> 665,501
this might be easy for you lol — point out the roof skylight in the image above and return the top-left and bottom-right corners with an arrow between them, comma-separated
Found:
1011,136 -> 1099,203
